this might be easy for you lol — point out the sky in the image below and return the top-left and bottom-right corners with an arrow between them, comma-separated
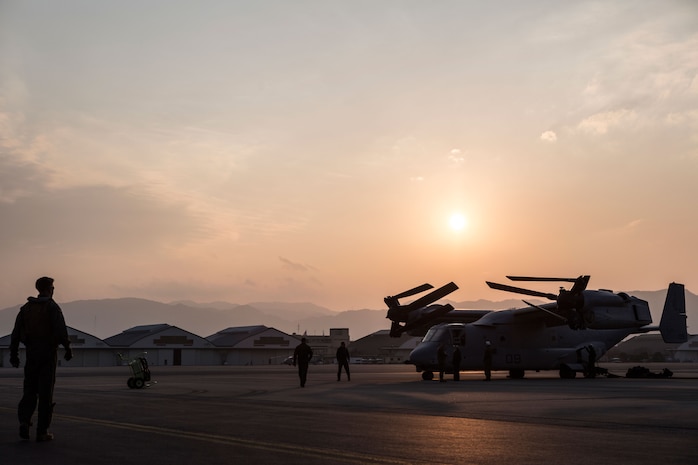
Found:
1,1 -> 697,312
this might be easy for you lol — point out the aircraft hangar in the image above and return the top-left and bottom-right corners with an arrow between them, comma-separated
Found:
0,324 -> 348,368
207,325 -> 302,366
104,324 -> 216,366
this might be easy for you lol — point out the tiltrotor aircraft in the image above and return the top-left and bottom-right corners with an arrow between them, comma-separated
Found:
384,276 -> 688,380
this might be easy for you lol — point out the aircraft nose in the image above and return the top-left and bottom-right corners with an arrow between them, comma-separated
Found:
409,343 -> 434,366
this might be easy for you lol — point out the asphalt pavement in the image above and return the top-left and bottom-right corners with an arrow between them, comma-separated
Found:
1,363 -> 697,465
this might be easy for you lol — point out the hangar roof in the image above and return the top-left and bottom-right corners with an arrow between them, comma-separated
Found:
207,325 -> 301,349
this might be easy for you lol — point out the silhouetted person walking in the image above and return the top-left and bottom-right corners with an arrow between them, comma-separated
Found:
437,344 -> 447,382
10,277 -> 73,442
452,345 -> 462,381
585,345 -> 597,378
483,340 -> 494,381
336,341 -> 350,381
293,337 -> 313,387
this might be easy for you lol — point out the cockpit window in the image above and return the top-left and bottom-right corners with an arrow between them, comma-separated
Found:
423,327 -> 446,343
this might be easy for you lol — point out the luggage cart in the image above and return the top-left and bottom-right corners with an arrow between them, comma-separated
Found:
118,352 -> 152,389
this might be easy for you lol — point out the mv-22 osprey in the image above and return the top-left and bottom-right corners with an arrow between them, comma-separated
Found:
384,276 -> 688,380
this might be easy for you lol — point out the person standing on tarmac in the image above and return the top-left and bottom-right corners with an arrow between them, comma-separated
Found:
293,337 -> 313,387
452,345 -> 462,381
10,276 -> 73,442
483,340 -> 494,381
336,341 -> 351,381
585,345 -> 597,378
437,343 -> 448,382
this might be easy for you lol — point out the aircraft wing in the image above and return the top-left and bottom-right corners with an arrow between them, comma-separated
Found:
516,301 -> 570,326
474,303 -> 568,327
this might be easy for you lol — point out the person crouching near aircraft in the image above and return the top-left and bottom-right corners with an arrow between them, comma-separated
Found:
483,340 -> 494,381
437,344 -> 447,382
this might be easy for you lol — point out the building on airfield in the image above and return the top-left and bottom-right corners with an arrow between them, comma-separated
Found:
1,324 -> 357,367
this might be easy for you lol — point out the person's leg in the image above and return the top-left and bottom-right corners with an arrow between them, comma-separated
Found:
36,354 -> 57,437
18,361 -> 39,439
299,364 -> 308,387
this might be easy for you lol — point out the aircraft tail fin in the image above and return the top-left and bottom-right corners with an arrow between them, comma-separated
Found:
659,282 -> 688,343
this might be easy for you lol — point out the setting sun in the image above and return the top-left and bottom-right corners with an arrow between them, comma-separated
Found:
449,213 -> 467,231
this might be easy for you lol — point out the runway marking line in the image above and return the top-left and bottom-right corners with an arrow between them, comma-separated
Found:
0,407 -> 426,465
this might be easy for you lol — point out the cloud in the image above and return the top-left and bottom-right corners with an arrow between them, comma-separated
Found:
577,109 -> 637,134
448,148 -> 465,164
625,219 -> 645,229
279,256 -> 312,272
690,74 -> 698,94
540,130 -> 557,142
665,110 -> 698,127
0,185 -> 208,254
0,151 -> 51,203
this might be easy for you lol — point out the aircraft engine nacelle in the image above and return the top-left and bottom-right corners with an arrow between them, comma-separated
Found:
579,291 -> 652,330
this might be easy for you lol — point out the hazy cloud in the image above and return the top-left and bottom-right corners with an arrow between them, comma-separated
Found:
448,149 -> 465,164
279,256 -> 312,272
690,74 -> 698,94
0,185 -> 208,253
577,109 -> 637,134
540,131 -> 557,142
0,2 -> 696,310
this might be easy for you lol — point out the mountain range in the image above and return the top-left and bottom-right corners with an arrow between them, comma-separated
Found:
1,289 -> 695,341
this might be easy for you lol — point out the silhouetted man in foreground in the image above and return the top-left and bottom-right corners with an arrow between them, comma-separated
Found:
10,277 -> 73,442
293,337 -> 313,387
336,341 -> 350,381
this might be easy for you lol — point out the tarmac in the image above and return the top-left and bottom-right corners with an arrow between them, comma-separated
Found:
1,362 -> 697,465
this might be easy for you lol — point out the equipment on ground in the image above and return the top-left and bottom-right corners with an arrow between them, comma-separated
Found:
118,352 -> 152,389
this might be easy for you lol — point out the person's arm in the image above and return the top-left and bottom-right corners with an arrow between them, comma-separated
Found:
52,302 -> 72,361
9,311 -> 23,367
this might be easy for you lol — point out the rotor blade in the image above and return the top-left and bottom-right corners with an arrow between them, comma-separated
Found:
507,276 -> 578,282
402,304 -> 454,333
403,282 -> 459,313
522,300 -> 567,322
486,281 -> 558,300
389,321 -> 405,338
391,283 -> 434,300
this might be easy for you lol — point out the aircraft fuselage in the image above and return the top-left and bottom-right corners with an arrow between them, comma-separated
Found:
409,318 -> 633,376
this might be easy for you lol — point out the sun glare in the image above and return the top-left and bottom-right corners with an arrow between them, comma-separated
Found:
449,213 -> 467,231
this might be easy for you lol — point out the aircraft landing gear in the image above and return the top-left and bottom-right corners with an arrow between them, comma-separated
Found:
422,371 -> 434,381
559,365 -> 577,379
508,369 -> 525,379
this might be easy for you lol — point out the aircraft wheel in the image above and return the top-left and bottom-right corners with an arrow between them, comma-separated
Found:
127,377 -> 135,389
508,369 -> 525,379
559,366 -> 576,379
422,371 -> 434,381
134,378 -> 145,389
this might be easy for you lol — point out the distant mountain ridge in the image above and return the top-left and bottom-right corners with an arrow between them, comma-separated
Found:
1,289 -> 695,341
